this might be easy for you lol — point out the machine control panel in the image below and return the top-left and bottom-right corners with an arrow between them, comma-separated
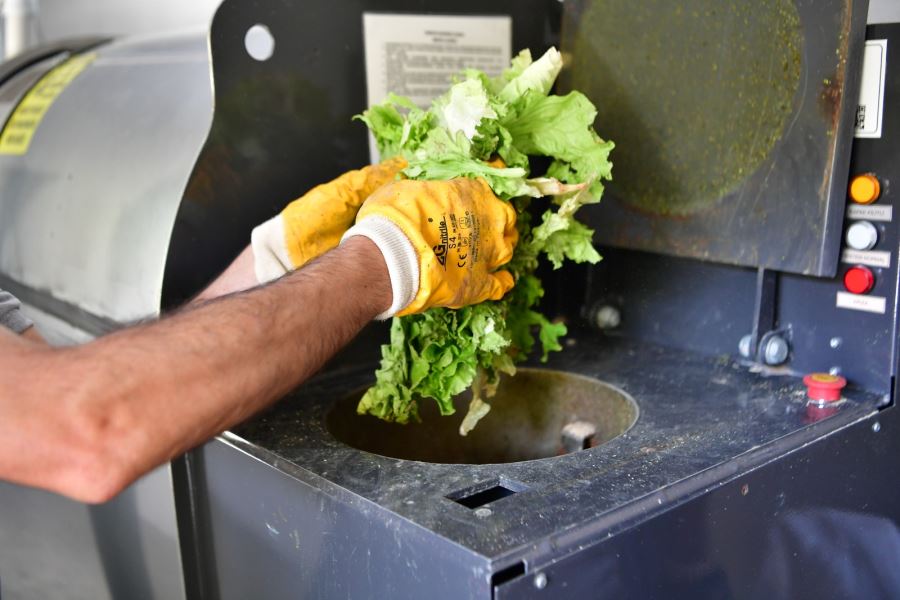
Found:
775,25 -> 897,393
839,170 -> 891,312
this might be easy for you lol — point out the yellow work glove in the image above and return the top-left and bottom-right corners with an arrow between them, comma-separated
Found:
251,157 -> 406,282
341,178 -> 518,319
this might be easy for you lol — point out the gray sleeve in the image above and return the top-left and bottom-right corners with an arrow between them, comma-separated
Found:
0,288 -> 34,334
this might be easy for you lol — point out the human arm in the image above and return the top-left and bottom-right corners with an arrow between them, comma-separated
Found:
0,237 -> 391,503
192,158 -> 406,303
192,245 -> 258,303
0,176 -> 515,504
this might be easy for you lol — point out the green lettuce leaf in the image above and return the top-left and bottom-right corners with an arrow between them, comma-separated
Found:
498,47 -> 563,103
355,47 -> 613,432
503,92 -> 614,197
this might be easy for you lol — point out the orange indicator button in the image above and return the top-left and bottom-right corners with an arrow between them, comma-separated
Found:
849,174 -> 881,204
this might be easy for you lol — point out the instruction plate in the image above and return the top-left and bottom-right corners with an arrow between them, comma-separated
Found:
836,291 -> 886,314
855,39 -> 888,138
363,13 -> 512,161
847,204 -> 892,222
841,249 -> 891,268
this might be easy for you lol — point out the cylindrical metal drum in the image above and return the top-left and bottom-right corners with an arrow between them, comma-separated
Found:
0,31 -> 213,600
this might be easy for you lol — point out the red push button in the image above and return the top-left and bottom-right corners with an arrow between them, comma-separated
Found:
803,373 -> 847,402
843,265 -> 875,294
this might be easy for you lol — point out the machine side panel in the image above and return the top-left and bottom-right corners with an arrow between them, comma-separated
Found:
195,438 -> 493,600
0,33 -> 213,324
560,0 -> 867,277
496,406 -> 900,599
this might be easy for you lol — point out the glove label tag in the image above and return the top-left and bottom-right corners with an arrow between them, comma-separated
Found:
433,212 -> 478,269
433,216 -> 449,267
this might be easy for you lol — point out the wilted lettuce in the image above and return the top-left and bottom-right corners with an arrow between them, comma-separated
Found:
355,47 -> 614,434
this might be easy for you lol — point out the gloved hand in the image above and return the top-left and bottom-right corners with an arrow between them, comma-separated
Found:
251,157 -> 406,283
341,177 -> 518,319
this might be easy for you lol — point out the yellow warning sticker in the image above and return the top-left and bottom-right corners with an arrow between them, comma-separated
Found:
0,52 -> 96,156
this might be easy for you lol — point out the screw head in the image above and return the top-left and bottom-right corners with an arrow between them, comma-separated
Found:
533,573 -> 548,589
739,334 -> 752,358
594,305 -> 621,330
830,337 -> 842,349
474,508 -> 492,519
873,422 -> 881,433
764,336 -> 789,365
829,366 -> 842,376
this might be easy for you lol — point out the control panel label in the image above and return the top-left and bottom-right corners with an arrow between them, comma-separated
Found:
836,291 -> 886,314
842,249 -> 891,268
0,53 -> 96,155
847,204 -> 892,222
855,39 -> 887,139
362,13 -> 512,162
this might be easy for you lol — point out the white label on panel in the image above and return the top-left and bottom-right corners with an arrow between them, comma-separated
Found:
847,204 -> 892,222
836,291 -> 887,314
841,249 -> 891,268
855,39 -> 888,138
363,13 -> 512,162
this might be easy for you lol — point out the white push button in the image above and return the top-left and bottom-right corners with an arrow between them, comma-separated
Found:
846,220 -> 878,250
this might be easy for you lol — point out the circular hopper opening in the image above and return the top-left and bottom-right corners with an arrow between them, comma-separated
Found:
326,369 -> 639,464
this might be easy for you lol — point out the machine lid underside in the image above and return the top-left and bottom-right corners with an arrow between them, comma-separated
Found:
560,0 -> 868,277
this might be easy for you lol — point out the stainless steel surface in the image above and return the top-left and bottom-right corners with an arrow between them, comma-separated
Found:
0,31 -> 213,325
37,0 -> 221,42
19,301 -> 92,345
0,31 -> 213,600
0,466 -> 184,600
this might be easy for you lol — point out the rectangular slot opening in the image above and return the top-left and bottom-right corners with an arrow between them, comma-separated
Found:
491,561 -> 526,588
447,478 -> 528,510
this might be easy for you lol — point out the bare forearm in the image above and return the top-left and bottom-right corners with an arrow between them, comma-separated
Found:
193,244 -> 258,303
0,237 -> 390,502
21,326 -> 45,343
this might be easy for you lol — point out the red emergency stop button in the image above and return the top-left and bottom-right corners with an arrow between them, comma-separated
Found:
843,265 -> 875,294
803,373 -> 847,402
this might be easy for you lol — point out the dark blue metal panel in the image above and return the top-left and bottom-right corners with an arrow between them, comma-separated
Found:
174,9 -> 900,600
495,405 -> 900,599
198,439 -> 493,599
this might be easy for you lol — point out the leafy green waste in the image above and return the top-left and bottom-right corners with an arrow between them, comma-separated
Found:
355,48 -> 614,434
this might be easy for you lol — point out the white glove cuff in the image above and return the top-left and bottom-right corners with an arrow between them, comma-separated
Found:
251,214 -> 292,284
341,216 -> 419,320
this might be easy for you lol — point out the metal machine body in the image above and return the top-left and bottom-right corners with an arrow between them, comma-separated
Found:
0,32 -> 213,599
171,1 -> 900,598
0,1 -> 899,599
